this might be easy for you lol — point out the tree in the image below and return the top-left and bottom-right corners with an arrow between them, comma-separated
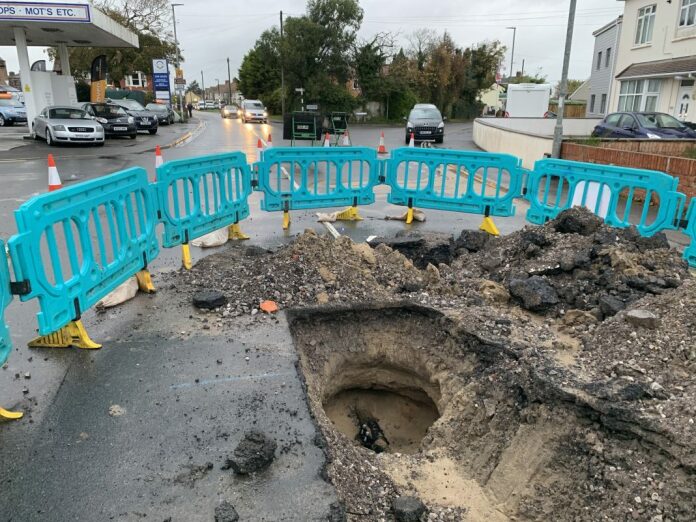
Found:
555,78 -> 585,98
353,33 -> 394,102
48,0 -> 177,84
186,80 -> 202,95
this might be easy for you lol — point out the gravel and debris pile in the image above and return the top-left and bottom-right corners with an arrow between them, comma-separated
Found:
449,207 -> 690,318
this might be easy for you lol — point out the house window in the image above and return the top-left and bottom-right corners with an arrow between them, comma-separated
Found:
618,79 -> 660,111
597,51 -> 602,70
590,94 -> 596,112
605,48 -> 611,68
635,4 -> 656,45
680,0 -> 696,27
600,93 -> 607,113
126,72 -> 147,88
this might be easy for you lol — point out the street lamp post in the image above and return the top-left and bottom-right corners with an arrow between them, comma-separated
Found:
227,58 -> 232,103
506,26 -> 516,80
552,0 -> 578,158
171,3 -> 184,121
215,78 -> 220,102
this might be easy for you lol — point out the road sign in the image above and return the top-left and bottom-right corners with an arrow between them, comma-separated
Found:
0,2 -> 92,23
175,68 -> 183,79
174,78 -> 186,85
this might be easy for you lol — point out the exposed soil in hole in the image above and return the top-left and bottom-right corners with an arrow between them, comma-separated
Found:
289,303 -> 695,522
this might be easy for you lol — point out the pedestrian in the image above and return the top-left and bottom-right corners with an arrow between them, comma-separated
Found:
186,102 -> 193,118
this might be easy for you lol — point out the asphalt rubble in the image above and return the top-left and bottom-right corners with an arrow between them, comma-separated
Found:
164,207 -> 695,522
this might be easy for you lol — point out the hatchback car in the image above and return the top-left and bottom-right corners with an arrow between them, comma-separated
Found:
592,112 -> 696,139
241,100 -> 268,123
0,95 -> 27,126
221,104 -> 239,119
33,106 -> 105,146
82,102 -> 137,139
145,103 -> 175,125
110,98 -> 159,134
405,104 -> 445,144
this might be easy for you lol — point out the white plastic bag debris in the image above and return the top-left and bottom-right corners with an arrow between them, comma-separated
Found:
96,277 -> 138,310
191,228 -> 228,247
384,209 -> 426,222
316,211 -> 340,222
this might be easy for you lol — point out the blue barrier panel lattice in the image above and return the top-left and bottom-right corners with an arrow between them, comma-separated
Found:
682,197 -> 696,267
257,147 -> 380,211
386,148 -> 524,216
8,168 -> 159,335
155,152 -> 252,247
0,240 -> 12,365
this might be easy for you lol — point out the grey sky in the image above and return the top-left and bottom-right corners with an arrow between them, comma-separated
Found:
1,0 -> 624,87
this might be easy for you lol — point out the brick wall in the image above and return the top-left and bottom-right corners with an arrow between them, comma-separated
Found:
561,142 -> 696,199
574,139 -> 696,156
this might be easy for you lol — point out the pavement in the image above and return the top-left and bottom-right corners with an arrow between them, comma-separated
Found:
0,111 -> 689,520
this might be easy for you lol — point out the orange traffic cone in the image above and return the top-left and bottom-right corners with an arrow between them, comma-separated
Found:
47,154 -> 62,191
256,138 -> 264,162
155,145 -> 163,168
408,132 -> 415,148
323,132 -> 331,147
267,133 -> 273,148
342,131 -> 351,146
377,131 -> 387,154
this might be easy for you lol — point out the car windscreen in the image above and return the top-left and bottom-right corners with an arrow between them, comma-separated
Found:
146,104 -> 167,112
244,102 -> 264,109
636,113 -> 685,129
49,108 -> 87,119
116,100 -> 145,111
92,105 -> 127,117
0,99 -> 23,107
224,106 -> 237,110
409,108 -> 441,120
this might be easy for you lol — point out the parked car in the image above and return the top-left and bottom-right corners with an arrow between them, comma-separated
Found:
404,104 -> 445,144
0,95 -> 27,126
240,99 -> 268,123
592,112 -> 696,139
81,102 -> 137,139
145,103 -> 176,125
221,104 -> 239,119
196,100 -> 206,110
33,106 -> 105,146
109,98 -> 159,134
205,100 -> 216,110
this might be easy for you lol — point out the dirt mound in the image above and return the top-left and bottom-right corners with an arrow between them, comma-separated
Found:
449,207 -> 690,319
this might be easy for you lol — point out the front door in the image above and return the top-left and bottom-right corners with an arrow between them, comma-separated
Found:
675,85 -> 693,121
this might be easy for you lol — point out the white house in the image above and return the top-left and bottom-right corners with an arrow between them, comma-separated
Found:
611,0 -> 696,122
587,16 -> 622,117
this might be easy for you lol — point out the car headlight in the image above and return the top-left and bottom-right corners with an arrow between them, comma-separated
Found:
407,121 -> 413,128
128,117 -> 135,124
646,132 -> 662,139
52,124 -> 66,131
96,117 -> 108,124
437,122 -> 445,129
263,111 -> 268,117
246,111 -> 252,117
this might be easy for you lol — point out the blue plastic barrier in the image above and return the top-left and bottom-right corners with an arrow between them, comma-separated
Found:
256,147 -> 380,212
154,152 -> 252,247
682,198 -> 696,267
526,159 -> 685,237
0,241 -> 12,365
385,148 -> 524,216
8,168 -> 159,336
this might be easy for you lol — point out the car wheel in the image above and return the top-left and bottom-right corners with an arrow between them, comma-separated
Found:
130,134 -> 137,140
96,141 -> 105,147
0,114 -> 5,127
148,129 -> 157,135
435,137 -> 443,144
46,129 -> 54,146
405,136 -> 410,145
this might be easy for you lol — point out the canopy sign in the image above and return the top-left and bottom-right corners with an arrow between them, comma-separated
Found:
0,2 -> 91,22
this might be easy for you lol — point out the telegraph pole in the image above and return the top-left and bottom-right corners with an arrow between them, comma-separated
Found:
552,0 -> 577,158
201,70 -> 205,101
280,10 -> 285,116
171,3 -> 184,120
227,57 -> 232,103
506,26 -> 516,79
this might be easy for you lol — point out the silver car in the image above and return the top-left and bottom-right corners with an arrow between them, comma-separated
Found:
33,106 -> 105,146
241,99 -> 268,123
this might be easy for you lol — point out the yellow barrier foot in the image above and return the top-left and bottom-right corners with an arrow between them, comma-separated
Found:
335,206 -> 363,221
479,216 -> 500,236
135,270 -> 156,293
181,244 -> 192,270
28,320 -> 102,350
282,210 -> 291,230
228,223 -> 250,240
405,207 -> 415,225
0,407 -> 23,420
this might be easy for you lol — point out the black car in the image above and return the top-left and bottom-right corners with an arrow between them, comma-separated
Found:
592,112 -> 696,139
145,103 -> 175,125
110,99 -> 159,134
404,104 -> 446,144
81,102 -> 137,139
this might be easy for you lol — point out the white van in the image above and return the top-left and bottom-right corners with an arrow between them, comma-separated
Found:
505,84 -> 552,118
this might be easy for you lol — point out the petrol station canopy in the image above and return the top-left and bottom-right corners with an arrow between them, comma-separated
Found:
0,1 -> 138,48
